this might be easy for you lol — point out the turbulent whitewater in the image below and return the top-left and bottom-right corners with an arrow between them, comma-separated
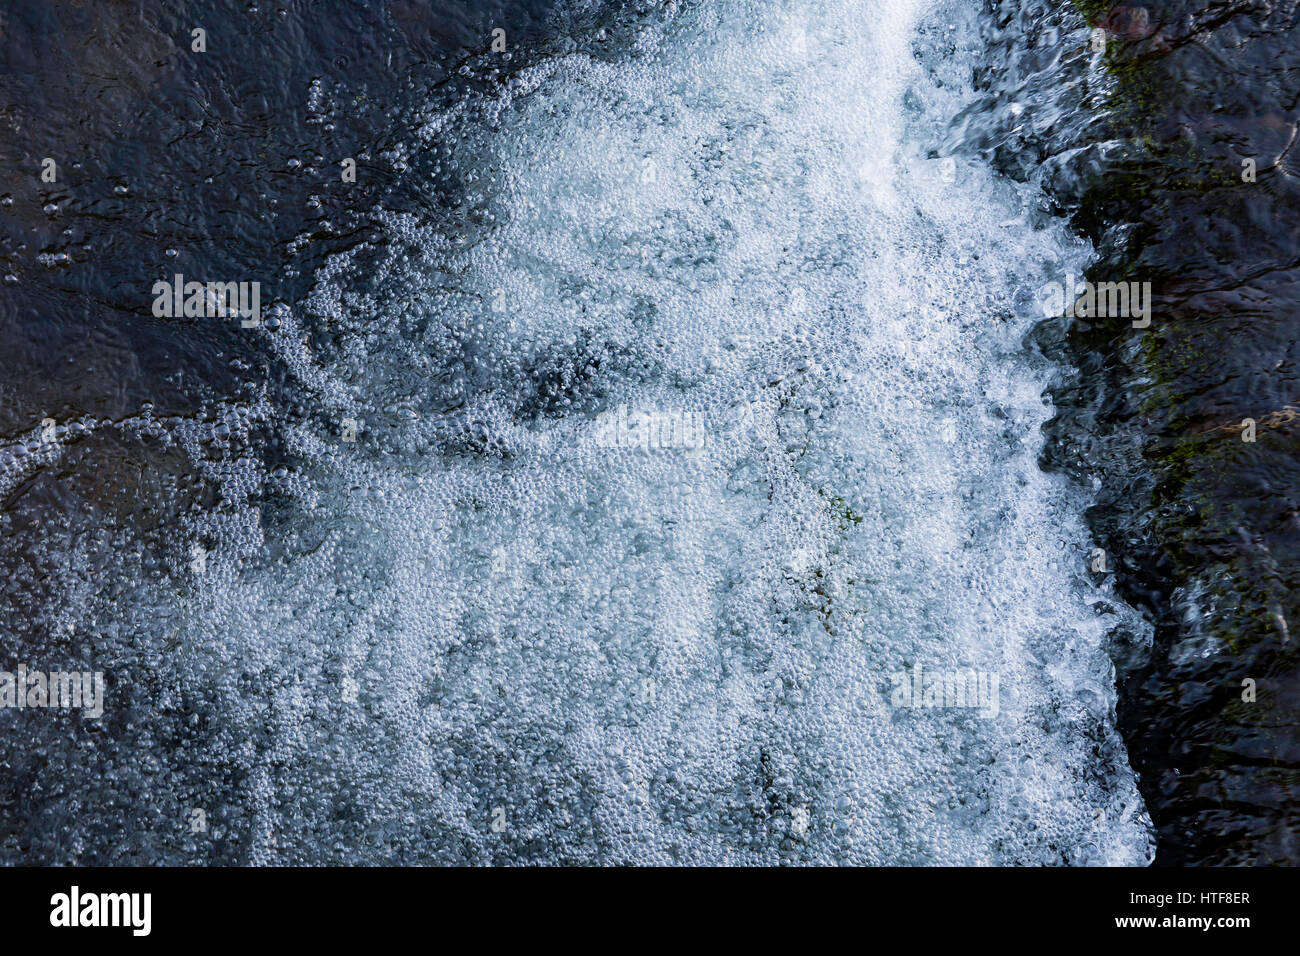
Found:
4,0 -> 1154,864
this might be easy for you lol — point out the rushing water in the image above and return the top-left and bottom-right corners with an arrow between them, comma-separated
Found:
0,0 -> 1162,864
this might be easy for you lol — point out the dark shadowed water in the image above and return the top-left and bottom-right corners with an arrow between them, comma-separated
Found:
955,0 -> 1300,863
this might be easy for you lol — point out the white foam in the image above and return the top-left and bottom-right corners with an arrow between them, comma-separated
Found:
109,0 -> 1154,863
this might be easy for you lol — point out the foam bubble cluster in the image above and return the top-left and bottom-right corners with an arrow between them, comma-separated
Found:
5,0 -> 1153,864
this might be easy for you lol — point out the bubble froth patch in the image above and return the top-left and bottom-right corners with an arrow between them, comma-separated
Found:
3,0 -> 1152,865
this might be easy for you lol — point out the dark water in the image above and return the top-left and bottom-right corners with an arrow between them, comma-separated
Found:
957,0 -> 1300,863
0,0 -> 1293,864
1068,0 -> 1300,865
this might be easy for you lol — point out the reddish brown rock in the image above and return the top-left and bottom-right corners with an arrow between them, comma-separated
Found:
1094,6 -> 1155,40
